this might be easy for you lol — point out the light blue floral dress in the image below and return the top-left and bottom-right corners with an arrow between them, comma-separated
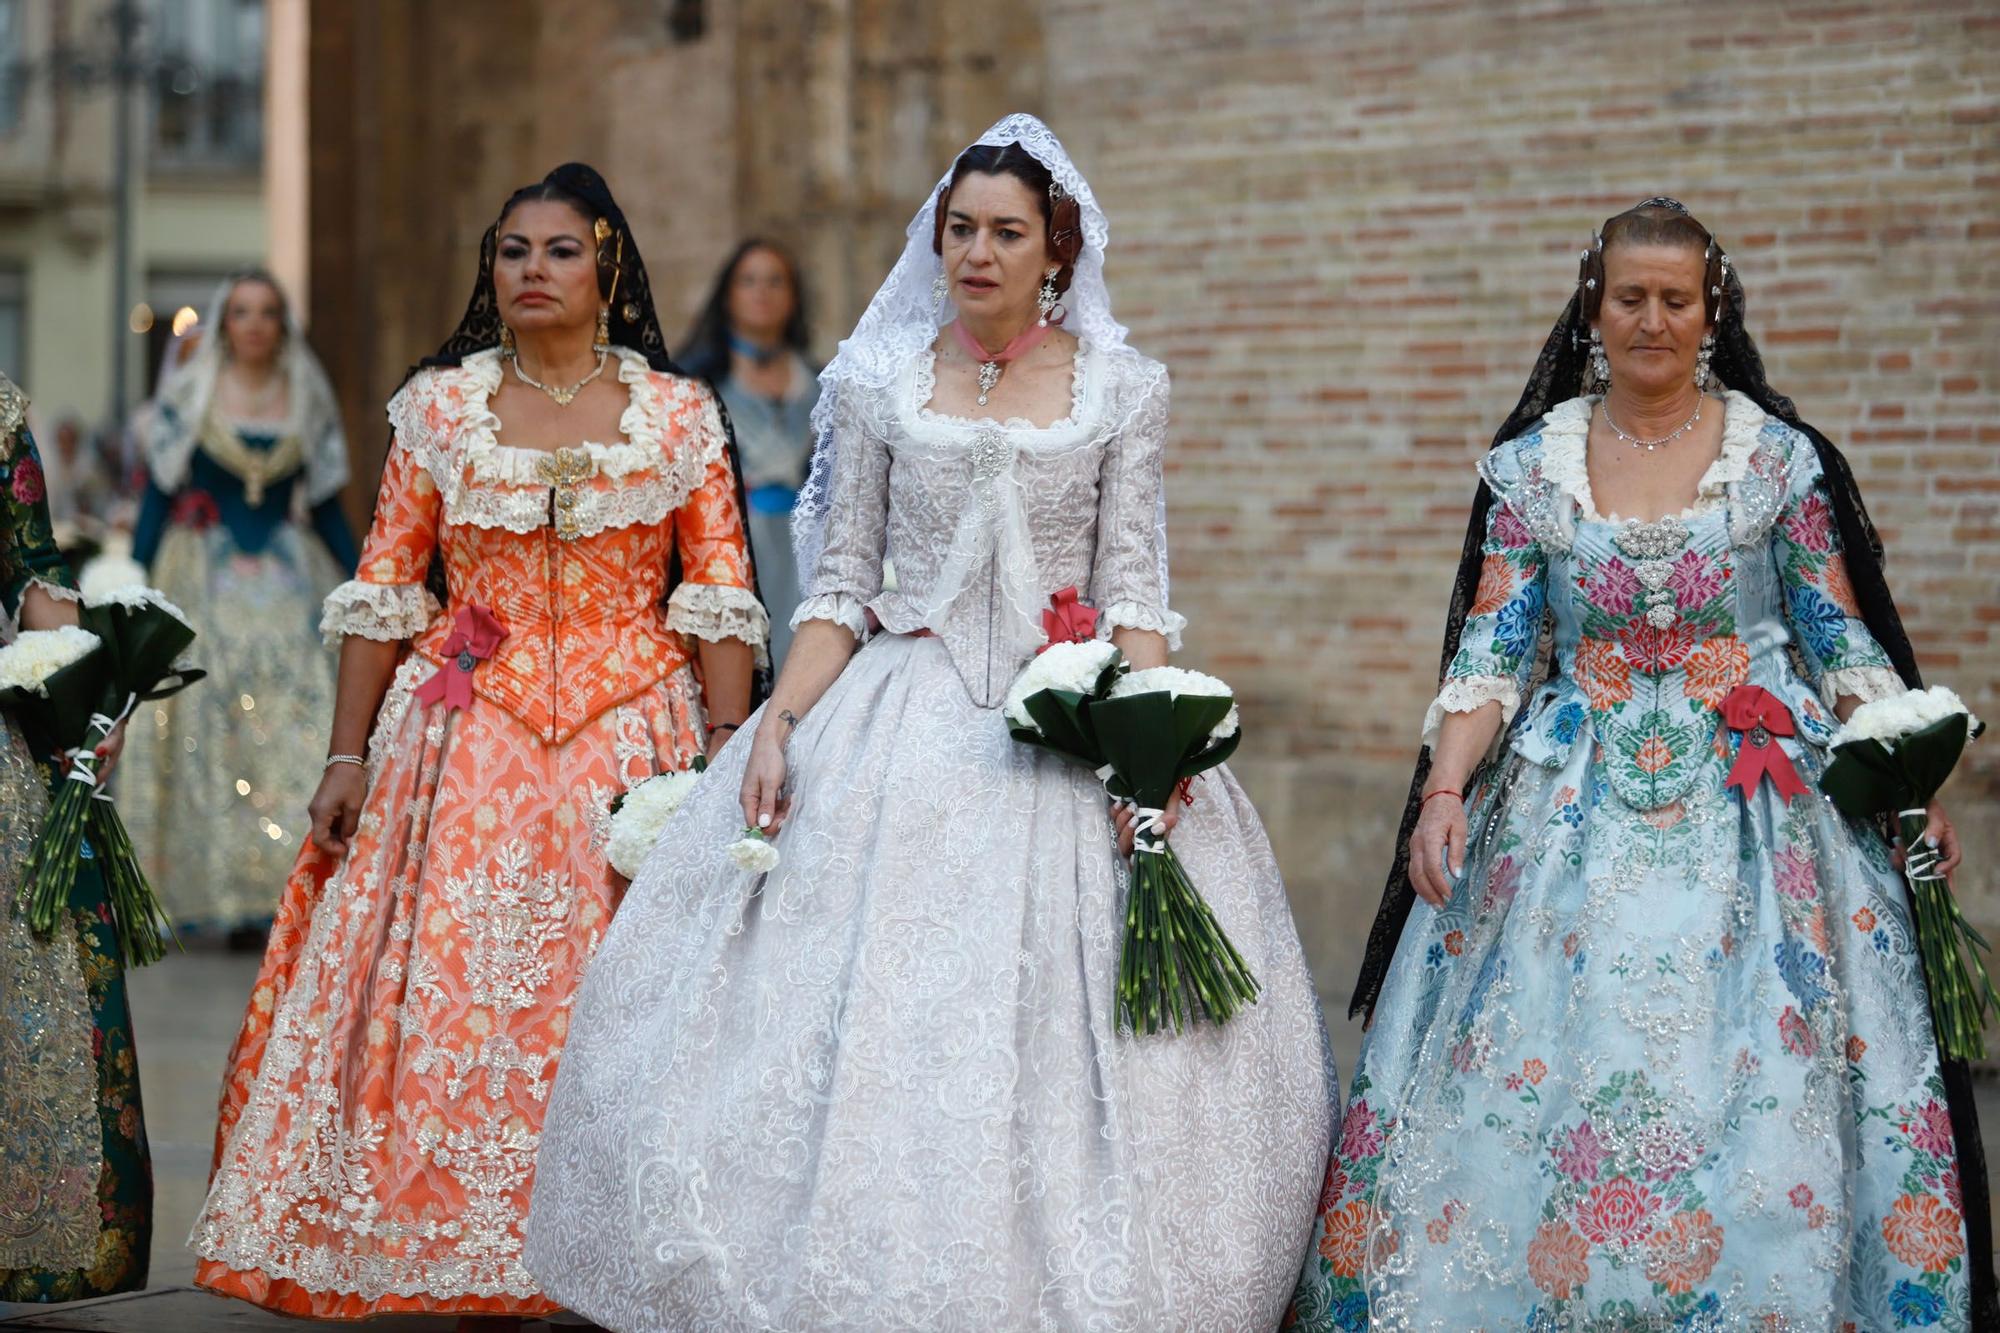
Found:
1288,392 -> 1976,1331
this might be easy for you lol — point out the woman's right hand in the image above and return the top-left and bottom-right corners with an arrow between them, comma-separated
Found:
740,728 -> 791,836
1408,790 -> 1469,909
308,763 -> 368,856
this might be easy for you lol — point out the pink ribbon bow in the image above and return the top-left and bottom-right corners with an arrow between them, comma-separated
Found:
1721,684 -> 1809,805
1038,586 -> 1099,652
413,603 -> 509,713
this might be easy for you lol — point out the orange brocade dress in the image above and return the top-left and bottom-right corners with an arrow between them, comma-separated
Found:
189,347 -> 767,1319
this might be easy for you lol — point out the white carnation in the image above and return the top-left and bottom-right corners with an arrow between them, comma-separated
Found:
0,626 -> 101,694
1003,639 -> 1123,731
78,553 -> 148,602
1830,685 -> 1983,749
1109,665 -> 1240,741
728,829 -> 782,874
83,581 -> 193,627
606,769 -> 704,879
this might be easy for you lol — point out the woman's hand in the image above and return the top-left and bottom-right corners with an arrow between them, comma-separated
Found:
739,728 -> 791,836
91,718 -> 128,782
1111,797 -> 1182,856
1893,799 -> 1962,881
705,724 -> 741,762
308,763 -> 368,856
1408,791 -> 1468,909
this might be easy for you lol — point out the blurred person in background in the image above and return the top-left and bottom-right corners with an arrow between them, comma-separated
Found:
680,239 -> 819,666
120,269 -> 355,951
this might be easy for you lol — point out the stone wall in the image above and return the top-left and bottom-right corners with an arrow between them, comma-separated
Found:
307,0 -> 2000,1018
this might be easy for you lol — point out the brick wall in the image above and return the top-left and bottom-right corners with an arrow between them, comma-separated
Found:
308,1 -> 1999,1020
1040,0 -> 2000,1006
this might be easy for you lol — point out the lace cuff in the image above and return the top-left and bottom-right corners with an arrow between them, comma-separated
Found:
1421,675 -> 1522,749
1095,600 -> 1186,651
320,579 -> 440,647
791,591 -> 869,641
1820,666 -> 1905,710
667,582 -> 770,647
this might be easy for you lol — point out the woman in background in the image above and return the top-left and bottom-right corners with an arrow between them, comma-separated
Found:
123,269 -> 355,948
681,239 -> 818,665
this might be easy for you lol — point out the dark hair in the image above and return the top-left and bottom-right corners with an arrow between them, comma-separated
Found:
495,179 -> 624,306
930,142 -> 1084,296
678,238 -> 811,383
1579,201 -> 1727,326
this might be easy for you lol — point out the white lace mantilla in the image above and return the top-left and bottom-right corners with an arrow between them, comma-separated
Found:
1422,675 -> 1522,749
666,582 -> 770,647
385,348 -> 727,541
319,579 -> 441,646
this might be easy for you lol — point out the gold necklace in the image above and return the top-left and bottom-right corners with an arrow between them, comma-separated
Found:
511,350 -> 607,407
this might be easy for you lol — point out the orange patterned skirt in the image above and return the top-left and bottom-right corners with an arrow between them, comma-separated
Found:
191,655 -> 706,1319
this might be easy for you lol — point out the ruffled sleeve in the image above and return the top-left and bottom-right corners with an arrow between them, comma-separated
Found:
1769,430 -> 1903,707
319,381 -> 442,645
792,387 -> 890,642
1088,356 -> 1186,648
1422,439 -> 1548,747
665,386 -> 770,649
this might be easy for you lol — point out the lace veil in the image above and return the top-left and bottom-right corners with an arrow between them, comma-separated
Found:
143,271 -> 350,505
791,114 -> 1158,594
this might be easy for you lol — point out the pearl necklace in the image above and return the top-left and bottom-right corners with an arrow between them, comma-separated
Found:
1602,396 -> 1703,452
511,350 -> 607,407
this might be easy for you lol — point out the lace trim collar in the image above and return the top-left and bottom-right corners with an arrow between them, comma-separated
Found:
1538,390 -> 1766,524
906,336 -> 1096,440
393,346 -> 725,539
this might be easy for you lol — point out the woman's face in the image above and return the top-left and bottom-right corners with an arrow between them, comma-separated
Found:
940,171 -> 1053,330
222,279 -> 284,368
1594,242 -> 1711,398
493,199 -> 601,340
726,246 -> 796,344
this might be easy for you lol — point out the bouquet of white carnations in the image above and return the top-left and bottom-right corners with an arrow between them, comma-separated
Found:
0,585 -> 203,966
1822,686 -> 1992,1060
607,758 -> 706,879
1007,640 -> 1258,1035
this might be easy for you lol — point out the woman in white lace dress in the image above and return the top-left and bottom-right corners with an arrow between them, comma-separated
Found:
524,115 -> 1335,1332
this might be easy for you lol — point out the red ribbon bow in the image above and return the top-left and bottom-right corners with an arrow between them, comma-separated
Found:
1038,586 -> 1099,652
413,604 -> 509,713
170,490 -> 220,530
1721,684 -> 1809,805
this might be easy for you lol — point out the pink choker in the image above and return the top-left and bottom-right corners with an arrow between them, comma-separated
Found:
949,319 -> 1052,407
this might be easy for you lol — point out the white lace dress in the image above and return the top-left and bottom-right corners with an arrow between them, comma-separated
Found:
524,339 -> 1336,1332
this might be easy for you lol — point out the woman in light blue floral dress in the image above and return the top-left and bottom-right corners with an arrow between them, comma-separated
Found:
1287,200 -> 1993,1330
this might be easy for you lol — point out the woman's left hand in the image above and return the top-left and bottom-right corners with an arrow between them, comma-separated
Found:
1893,800 -> 1962,880
92,719 -> 128,782
1111,797 -> 1182,857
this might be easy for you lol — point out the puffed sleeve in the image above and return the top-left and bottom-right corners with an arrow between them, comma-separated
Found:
1772,437 -> 1901,706
0,414 -> 80,630
665,390 -> 770,649
1088,359 -> 1186,647
791,387 -> 890,642
1422,443 -> 1548,747
317,430 -> 442,646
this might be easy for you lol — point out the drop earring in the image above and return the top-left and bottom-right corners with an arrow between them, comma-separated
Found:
1694,330 -> 1715,392
932,271 -> 949,314
1037,267 -> 1060,327
594,306 -> 612,356
1587,327 -> 1611,395
499,323 -> 516,358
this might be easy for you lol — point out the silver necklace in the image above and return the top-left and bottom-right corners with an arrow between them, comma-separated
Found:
511,351 -> 607,407
1602,396 -> 1702,452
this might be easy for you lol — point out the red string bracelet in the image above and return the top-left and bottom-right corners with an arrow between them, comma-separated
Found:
1421,789 -> 1463,807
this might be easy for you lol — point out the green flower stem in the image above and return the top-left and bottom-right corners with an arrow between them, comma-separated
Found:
1116,845 -> 1261,1036
1900,810 -> 1995,1062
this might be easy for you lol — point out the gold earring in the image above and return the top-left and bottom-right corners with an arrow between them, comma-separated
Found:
594,306 -> 611,355
499,323 -> 516,358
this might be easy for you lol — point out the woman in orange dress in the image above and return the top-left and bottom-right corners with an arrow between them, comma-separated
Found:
189,163 -> 767,1326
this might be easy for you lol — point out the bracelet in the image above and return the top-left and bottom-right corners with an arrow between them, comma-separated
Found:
708,722 -> 740,738
325,753 -> 367,771
1421,788 -> 1463,807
